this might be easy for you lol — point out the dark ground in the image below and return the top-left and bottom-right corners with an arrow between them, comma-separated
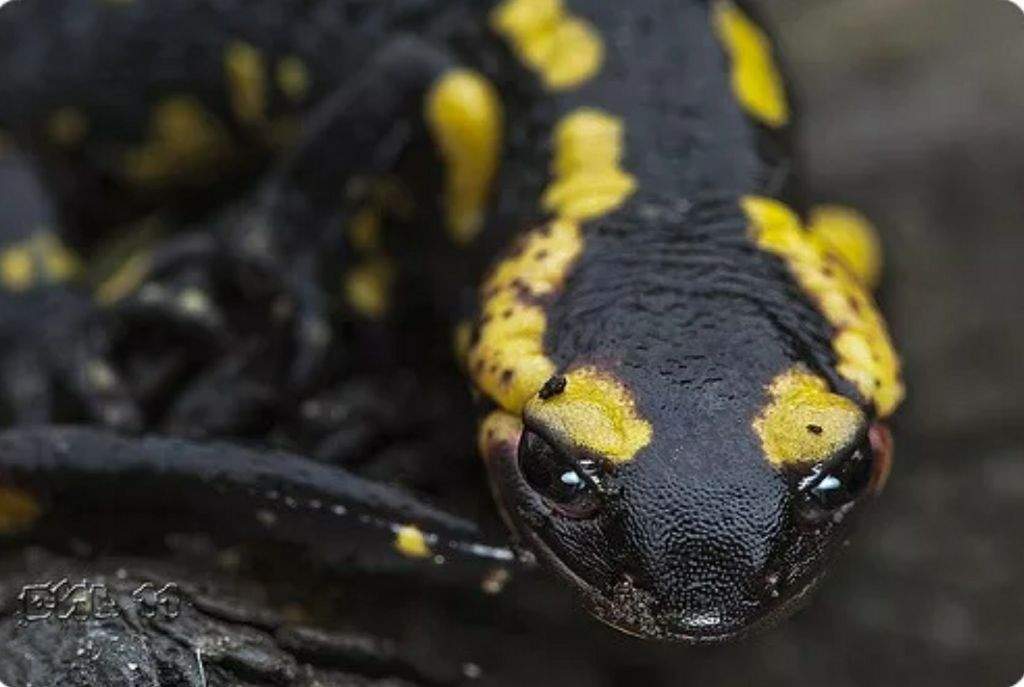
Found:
2,1 -> 1022,685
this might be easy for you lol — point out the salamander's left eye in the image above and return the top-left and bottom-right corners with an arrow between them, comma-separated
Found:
518,430 -> 601,519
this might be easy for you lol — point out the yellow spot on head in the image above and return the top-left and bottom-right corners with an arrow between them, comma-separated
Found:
123,97 -> 233,187
542,109 -> 637,221
426,69 -> 503,244
225,41 -> 268,125
394,525 -> 432,559
344,258 -> 394,320
491,0 -> 604,90
276,55 -> 311,104
712,0 -> 790,128
0,486 -> 41,535
47,107 -> 89,147
525,367 -> 652,463
743,196 -> 903,416
753,366 -> 865,468
468,219 -> 582,412
808,205 -> 883,289
1,247 -> 35,292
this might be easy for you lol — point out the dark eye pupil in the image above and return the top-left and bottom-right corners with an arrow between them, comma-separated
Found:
518,430 -> 600,518
804,442 -> 875,513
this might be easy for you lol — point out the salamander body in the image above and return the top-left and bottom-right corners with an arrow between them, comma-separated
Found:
0,0 -> 902,642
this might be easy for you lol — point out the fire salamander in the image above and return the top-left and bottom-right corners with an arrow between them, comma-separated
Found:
0,0 -> 902,643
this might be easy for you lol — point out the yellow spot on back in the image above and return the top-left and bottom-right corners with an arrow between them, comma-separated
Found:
542,109 -> 637,221
753,366 -> 865,468
808,205 -> 883,289
426,70 -> 503,244
0,486 -> 41,535
95,252 -> 152,305
491,0 -> 604,90
394,525 -> 432,559
1,248 -> 34,292
123,97 -> 233,187
468,219 -> 582,412
743,196 -> 903,416
225,41 -> 268,125
47,107 -> 89,147
712,0 -> 790,128
525,367 -> 652,463
348,207 -> 383,253
344,258 -> 394,320
276,55 -> 311,104
0,233 -> 80,292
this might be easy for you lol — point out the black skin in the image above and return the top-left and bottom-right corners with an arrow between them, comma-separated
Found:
0,0 -> 897,643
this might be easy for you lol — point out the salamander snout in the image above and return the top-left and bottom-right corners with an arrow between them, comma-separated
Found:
480,407 -> 893,642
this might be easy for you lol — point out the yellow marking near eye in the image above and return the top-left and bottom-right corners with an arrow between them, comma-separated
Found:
426,69 -> 504,244
0,486 -> 41,535
478,410 -> 524,459
543,109 -> 636,221
344,258 -> 394,320
394,525 -> 432,559
753,366 -> 864,468
712,0 -> 790,128
123,97 -> 233,187
1,248 -> 34,292
225,41 -> 268,125
808,205 -> 883,289
526,367 -> 652,463
491,0 -> 603,90
743,196 -> 903,417
46,107 -> 89,147
468,219 -> 582,412
276,55 -> 311,104
0,233 -> 81,292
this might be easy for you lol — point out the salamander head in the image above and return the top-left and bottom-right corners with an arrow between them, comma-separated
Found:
473,210 -> 898,643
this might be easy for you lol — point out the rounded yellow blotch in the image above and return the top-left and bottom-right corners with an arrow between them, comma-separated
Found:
808,205 -> 883,289
425,69 -> 504,244
276,55 -> 311,105
525,367 -> 652,464
224,41 -> 268,125
490,0 -> 604,90
123,97 -> 233,187
542,109 -> 637,221
0,247 -> 35,292
478,410 -> 525,459
754,367 -> 864,468
0,486 -> 42,535
743,196 -> 904,417
46,107 -> 89,147
712,0 -> 790,128
468,219 -> 582,413
394,525 -> 432,559
344,259 -> 394,320
35,233 -> 81,283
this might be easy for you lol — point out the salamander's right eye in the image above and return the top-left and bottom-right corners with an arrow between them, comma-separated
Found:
518,429 -> 601,520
